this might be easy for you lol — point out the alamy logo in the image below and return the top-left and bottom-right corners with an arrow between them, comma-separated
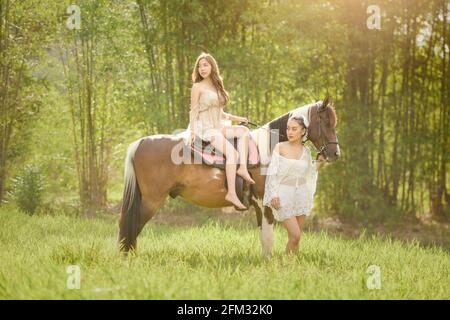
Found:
367,5 -> 381,30
366,265 -> 381,290
66,5 -> 81,30
66,265 -> 81,289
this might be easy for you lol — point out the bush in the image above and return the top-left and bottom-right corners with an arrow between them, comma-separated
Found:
9,164 -> 45,215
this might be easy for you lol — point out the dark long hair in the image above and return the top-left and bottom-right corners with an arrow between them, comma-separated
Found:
191,52 -> 229,106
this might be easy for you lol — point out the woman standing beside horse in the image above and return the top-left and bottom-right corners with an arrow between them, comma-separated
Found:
263,115 -> 326,254
188,52 -> 255,210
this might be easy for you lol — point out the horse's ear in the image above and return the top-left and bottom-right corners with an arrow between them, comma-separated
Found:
322,95 -> 330,109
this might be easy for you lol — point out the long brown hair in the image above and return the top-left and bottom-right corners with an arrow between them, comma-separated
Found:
191,52 -> 229,105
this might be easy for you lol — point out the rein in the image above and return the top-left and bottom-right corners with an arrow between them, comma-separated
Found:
310,103 -> 339,160
246,121 -> 287,139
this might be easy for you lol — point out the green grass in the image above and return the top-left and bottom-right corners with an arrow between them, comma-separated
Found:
0,207 -> 448,299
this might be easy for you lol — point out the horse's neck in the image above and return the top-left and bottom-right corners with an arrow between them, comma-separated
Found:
290,103 -> 313,125
251,103 -> 317,166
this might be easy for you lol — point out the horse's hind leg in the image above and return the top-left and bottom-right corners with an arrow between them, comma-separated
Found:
136,194 -> 167,236
118,190 -> 167,253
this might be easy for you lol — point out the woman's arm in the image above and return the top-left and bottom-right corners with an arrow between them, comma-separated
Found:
189,84 -> 201,135
314,154 -> 326,170
306,146 -> 320,197
263,143 -> 282,209
222,110 -> 246,122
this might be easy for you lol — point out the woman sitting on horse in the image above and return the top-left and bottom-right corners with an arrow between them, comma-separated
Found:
188,52 -> 255,210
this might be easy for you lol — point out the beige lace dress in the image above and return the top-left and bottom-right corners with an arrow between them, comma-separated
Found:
187,89 -> 227,142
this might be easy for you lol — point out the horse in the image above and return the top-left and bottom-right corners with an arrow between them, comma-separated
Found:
118,96 -> 340,257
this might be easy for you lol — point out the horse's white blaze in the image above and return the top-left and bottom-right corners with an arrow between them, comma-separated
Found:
257,199 -> 274,257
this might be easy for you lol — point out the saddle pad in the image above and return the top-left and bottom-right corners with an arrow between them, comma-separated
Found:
190,137 -> 260,166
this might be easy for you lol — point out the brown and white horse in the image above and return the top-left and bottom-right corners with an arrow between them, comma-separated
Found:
118,96 -> 339,256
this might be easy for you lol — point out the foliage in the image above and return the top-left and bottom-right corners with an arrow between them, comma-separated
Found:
9,164 -> 45,215
0,0 -> 447,220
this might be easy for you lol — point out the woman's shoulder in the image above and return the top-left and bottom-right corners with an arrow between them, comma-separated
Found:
274,142 -> 281,150
192,82 -> 210,94
273,142 -> 283,155
274,142 -> 291,157
193,82 -> 208,95
192,81 -> 211,91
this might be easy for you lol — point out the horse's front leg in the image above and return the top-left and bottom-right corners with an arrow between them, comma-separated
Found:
253,199 -> 274,257
260,206 -> 274,258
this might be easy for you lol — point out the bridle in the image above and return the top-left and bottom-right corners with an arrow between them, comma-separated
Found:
246,102 -> 339,160
308,102 -> 339,160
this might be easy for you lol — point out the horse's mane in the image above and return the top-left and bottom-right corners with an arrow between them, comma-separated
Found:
265,100 -> 338,153
267,103 -> 312,150
268,112 -> 290,149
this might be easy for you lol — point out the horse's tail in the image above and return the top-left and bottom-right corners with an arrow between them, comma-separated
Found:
118,138 -> 144,252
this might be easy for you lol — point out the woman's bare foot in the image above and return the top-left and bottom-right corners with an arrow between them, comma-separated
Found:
225,192 -> 247,210
236,168 -> 255,184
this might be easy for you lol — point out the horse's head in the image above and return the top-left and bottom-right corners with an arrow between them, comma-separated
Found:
268,95 -> 340,162
307,96 -> 340,162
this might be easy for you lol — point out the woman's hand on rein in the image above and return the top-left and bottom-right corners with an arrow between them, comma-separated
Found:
316,154 -> 326,169
238,116 -> 249,125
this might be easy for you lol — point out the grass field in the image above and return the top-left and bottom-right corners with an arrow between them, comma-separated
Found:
0,207 -> 449,299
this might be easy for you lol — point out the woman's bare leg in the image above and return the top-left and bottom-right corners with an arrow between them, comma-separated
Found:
236,134 -> 255,183
208,133 -> 247,210
221,125 -> 255,184
296,215 -> 306,231
282,217 -> 301,254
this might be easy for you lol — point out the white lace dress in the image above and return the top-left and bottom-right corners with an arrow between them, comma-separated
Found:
262,145 -> 319,221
